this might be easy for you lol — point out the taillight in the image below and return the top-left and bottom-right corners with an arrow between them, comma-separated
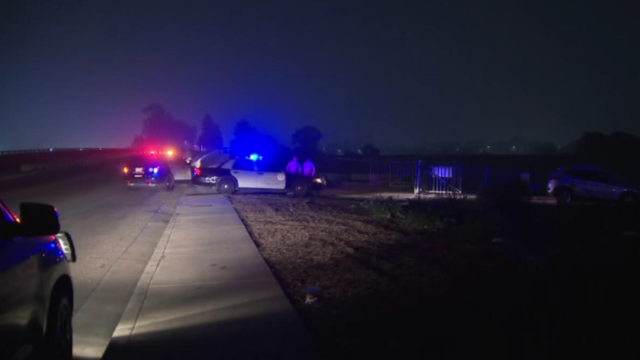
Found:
123,166 -> 129,174
195,168 -> 202,176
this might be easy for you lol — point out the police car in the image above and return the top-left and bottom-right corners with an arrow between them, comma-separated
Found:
191,153 -> 324,195
1,200 -> 77,360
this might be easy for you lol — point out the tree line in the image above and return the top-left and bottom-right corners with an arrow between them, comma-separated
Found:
131,103 -> 640,162
130,103 -> 381,161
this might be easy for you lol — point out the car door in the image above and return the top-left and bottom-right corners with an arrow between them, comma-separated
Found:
588,171 -> 618,200
231,159 -> 258,188
0,204 -> 45,360
256,161 -> 287,190
567,170 -> 597,198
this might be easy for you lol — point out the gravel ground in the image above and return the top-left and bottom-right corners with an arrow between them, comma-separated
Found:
230,194 -> 640,360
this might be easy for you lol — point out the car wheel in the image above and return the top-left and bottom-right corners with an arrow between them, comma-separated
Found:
43,291 -> 72,360
165,174 -> 175,191
293,183 -> 309,197
217,178 -> 236,194
554,188 -> 572,205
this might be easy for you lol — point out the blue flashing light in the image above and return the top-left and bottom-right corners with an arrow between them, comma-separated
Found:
247,153 -> 262,162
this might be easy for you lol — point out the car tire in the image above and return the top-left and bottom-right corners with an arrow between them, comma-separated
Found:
554,188 -> 573,205
165,174 -> 175,191
293,183 -> 309,197
217,178 -> 236,194
43,290 -> 72,360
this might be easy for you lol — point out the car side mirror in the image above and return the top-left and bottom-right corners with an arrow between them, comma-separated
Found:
19,203 -> 60,237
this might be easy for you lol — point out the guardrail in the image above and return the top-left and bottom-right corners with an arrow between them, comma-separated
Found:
0,147 -> 117,156
0,148 -> 135,175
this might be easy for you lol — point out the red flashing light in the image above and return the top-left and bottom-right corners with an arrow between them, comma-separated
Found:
195,168 -> 202,176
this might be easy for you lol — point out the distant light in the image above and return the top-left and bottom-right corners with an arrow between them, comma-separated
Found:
486,146 -> 490,149
153,167 -> 159,174
49,148 -> 53,152
123,166 -> 129,174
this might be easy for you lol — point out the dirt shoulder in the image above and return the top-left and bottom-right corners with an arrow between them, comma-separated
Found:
230,194 -> 640,360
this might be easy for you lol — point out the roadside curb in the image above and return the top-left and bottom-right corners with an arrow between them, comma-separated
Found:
104,208 -> 179,353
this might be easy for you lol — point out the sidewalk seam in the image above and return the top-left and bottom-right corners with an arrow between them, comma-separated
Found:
107,207 -> 179,345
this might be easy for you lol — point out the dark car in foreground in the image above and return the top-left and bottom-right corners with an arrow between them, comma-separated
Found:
191,153 -> 325,196
548,166 -> 639,204
0,200 -> 77,360
123,155 -> 175,191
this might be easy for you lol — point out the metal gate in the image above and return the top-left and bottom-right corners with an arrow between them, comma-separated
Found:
369,160 -> 417,189
369,160 -> 463,195
416,162 -> 463,195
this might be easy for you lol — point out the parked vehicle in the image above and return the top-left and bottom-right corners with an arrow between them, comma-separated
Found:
191,154 -> 324,196
123,155 -> 175,191
548,166 -> 639,204
0,200 -> 77,360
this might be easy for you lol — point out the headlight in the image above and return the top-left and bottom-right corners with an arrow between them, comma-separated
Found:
55,232 -> 77,262
312,177 -> 323,184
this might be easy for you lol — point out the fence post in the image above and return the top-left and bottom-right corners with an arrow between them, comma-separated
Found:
414,159 -> 422,195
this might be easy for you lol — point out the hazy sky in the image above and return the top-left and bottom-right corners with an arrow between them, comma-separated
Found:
1,0 -> 638,150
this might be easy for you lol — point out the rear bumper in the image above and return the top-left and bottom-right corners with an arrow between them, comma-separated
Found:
125,176 -> 162,186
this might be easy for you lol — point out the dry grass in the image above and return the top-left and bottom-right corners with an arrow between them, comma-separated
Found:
230,194 -> 513,359
231,193 -> 640,360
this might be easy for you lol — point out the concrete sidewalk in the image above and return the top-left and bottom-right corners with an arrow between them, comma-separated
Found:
102,194 -> 317,360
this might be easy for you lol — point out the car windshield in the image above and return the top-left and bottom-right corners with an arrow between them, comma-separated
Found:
127,155 -> 164,167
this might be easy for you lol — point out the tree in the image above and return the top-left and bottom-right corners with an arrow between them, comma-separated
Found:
233,119 -> 257,138
141,103 -> 197,148
229,120 -> 279,158
292,126 -> 322,158
131,134 -> 145,148
197,112 -> 223,151
361,143 -> 380,157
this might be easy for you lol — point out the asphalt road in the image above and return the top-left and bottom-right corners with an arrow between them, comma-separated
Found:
0,159 -> 194,359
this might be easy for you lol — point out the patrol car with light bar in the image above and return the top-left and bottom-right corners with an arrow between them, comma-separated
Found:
191,153 -> 325,195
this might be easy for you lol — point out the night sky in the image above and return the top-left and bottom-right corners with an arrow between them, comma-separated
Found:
1,0 -> 638,151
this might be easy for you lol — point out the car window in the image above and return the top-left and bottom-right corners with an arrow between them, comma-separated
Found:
566,170 -> 602,182
128,155 -> 162,167
590,172 -> 613,183
232,159 -> 256,171
256,161 -> 282,172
